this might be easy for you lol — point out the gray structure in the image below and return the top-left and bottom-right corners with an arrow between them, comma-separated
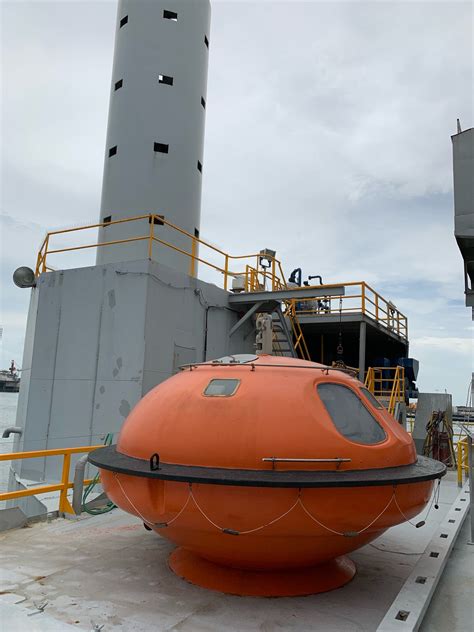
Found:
97,0 -> 211,271
15,260 -> 254,482
452,125 -> 474,309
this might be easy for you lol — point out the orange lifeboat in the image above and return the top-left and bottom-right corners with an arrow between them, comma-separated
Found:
90,354 -> 445,596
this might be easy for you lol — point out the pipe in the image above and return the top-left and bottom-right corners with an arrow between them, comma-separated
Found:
2,427 -> 22,438
289,268 -> 302,286
72,454 -> 88,515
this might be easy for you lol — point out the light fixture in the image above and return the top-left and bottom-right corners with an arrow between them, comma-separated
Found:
259,248 -> 276,270
13,267 -> 36,288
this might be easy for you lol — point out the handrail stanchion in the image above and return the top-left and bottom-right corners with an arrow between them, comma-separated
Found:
189,235 -> 197,277
42,235 -> 49,273
148,215 -> 154,260
458,441 -> 464,487
59,452 -> 73,514
224,255 -> 229,291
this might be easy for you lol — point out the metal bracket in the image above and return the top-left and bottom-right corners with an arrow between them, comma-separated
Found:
229,301 -> 264,336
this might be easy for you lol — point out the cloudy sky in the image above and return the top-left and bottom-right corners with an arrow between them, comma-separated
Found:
1,0 -> 472,403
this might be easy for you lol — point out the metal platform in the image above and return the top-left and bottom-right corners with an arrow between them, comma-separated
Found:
0,472 -> 470,631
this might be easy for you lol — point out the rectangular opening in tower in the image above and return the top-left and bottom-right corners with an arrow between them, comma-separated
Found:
119,15 -> 128,28
205,35 -> 209,48
154,143 -> 169,154
197,161 -> 203,173
158,74 -> 174,86
201,97 -> 206,108
114,79 -> 123,91
103,216 -> 112,224
163,10 -> 178,21
108,146 -> 118,157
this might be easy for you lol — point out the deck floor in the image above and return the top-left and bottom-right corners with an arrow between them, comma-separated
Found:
0,473 -> 471,631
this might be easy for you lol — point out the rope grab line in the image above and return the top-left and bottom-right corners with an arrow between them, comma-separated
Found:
114,473 -> 441,538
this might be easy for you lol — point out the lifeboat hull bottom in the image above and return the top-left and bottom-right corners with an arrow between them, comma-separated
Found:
169,547 -> 356,597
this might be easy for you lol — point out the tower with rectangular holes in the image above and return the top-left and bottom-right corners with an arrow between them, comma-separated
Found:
97,0 -> 211,270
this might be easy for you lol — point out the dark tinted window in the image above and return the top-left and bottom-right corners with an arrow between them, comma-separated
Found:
204,379 -> 240,397
360,387 -> 384,409
318,383 -> 386,444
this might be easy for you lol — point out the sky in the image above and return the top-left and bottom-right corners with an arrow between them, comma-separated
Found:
1,0 -> 473,404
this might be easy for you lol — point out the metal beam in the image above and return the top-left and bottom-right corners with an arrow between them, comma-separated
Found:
229,301 -> 264,336
228,285 -> 345,305
358,320 -> 366,382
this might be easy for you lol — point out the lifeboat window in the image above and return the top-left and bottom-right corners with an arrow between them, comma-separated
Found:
204,379 -> 240,397
317,383 -> 387,444
360,387 -> 384,409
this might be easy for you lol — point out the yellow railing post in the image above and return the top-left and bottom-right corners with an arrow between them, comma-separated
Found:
224,255 -> 229,291
58,452 -> 74,514
375,294 -> 379,321
364,367 -> 374,392
189,236 -> 197,277
148,215 -> 154,260
42,235 -> 49,273
361,283 -> 366,314
457,441 -> 464,486
35,253 -> 42,277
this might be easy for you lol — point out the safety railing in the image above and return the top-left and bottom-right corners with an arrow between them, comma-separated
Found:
35,214 -> 289,293
34,214 -> 407,359
285,301 -> 313,361
365,366 -> 405,417
33,214 -> 316,360
0,446 -> 101,514
288,282 -> 408,340
457,438 -> 469,487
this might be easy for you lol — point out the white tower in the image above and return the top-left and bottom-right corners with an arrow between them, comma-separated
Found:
97,0 -> 211,271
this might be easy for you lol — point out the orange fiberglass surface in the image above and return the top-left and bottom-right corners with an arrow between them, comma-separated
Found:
90,354 -> 446,596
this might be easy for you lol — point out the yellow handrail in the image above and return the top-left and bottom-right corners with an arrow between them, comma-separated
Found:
365,367 -> 375,393
34,215 -> 407,340
365,366 -> 405,417
34,214 -> 407,357
0,445 -> 102,514
457,438 -> 469,487
35,213 -> 291,294
288,282 -> 407,340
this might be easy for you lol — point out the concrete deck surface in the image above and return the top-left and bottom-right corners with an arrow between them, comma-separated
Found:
0,473 -> 471,631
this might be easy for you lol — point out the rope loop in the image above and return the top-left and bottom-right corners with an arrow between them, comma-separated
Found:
114,473 -> 442,539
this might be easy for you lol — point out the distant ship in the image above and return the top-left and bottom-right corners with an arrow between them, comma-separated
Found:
0,360 -> 20,392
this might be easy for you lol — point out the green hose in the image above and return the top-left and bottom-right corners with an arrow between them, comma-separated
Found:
82,433 -> 116,515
